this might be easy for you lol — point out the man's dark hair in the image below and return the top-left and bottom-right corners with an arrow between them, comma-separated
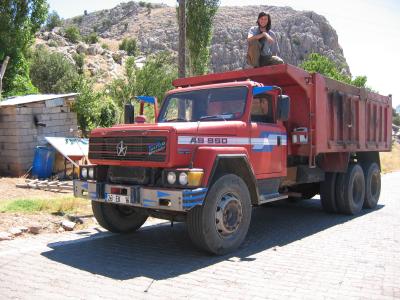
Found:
256,12 -> 271,31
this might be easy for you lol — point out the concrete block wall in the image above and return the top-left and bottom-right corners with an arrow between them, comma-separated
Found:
0,99 -> 78,176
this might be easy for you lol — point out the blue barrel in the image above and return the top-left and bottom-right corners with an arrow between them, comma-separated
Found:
31,146 -> 55,179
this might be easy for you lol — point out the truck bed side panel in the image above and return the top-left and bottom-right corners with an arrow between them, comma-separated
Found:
315,76 -> 392,154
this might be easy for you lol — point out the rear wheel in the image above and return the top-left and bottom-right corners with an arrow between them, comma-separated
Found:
187,174 -> 252,255
92,201 -> 148,233
320,172 -> 338,213
363,162 -> 381,209
335,164 -> 365,215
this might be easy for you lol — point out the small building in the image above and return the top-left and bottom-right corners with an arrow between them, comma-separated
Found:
0,93 -> 78,176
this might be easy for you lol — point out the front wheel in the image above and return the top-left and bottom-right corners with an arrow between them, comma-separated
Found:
92,201 -> 148,233
187,174 -> 252,255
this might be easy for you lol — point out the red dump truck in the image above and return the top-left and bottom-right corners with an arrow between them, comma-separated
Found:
73,64 -> 392,254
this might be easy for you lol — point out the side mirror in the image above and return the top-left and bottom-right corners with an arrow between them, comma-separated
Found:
277,95 -> 290,121
124,103 -> 135,124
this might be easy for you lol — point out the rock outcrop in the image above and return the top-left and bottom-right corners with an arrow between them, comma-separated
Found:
61,2 -> 350,75
36,2 -> 350,85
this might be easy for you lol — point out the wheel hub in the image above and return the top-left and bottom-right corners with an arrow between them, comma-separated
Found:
215,193 -> 243,237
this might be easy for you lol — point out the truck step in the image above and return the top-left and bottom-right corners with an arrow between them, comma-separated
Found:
258,193 -> 288,204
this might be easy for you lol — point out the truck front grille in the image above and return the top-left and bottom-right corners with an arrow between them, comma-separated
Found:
89,136 -> 167,162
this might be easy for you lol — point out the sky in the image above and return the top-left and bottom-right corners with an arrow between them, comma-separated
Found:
47,0 -> 400,108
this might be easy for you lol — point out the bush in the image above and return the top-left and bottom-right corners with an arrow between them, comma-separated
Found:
98,96 -> 119,127
84,32 -> 98,44
30,46 -> 80,93
48,40 -> 58,47
72,53 -> 85,74
101,43 -> 109,50
119,37 -> 138,56
46,11 -> 62,31
64,25 -> 81,43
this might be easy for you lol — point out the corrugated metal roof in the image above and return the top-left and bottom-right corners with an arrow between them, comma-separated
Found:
0,93 -> 78,107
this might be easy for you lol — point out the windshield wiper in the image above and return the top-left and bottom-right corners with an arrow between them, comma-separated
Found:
199,114 -> 229,121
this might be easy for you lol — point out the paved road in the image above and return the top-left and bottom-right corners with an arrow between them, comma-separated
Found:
1,172 -> 399,300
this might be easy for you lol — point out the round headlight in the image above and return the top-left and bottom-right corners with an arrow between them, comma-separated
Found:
81,167 -> 88,178
167,172 -> 176,184
88,168 -> 94,179
179,172 -> 188,185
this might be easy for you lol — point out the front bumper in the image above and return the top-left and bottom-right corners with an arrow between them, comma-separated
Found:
73,180 -> 207,212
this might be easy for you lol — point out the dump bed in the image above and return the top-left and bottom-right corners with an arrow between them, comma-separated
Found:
173,64 -> 392,160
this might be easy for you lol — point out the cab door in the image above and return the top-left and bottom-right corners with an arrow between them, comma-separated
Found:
249,95 -> 287,176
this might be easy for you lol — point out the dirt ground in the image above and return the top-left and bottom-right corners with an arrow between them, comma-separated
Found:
0,212 -> 95,234
0,177 -> 95,235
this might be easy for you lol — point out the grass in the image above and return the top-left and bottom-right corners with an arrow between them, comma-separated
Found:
0,197 -> 91,214
380,142 -> 400,173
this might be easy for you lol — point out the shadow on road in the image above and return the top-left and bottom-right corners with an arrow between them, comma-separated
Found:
42,198 -> 383,280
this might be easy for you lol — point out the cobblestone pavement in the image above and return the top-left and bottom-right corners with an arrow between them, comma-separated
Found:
0,172 -> 399,300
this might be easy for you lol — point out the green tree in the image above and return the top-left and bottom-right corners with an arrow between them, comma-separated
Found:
186,0 -> 220,75
45,10 -> 62,31
107,57 -> 137,121
107,52 -> 177,121
98,96 -> 120,128
30,46 -> 80,93
300,53 -> 368,88
72,80 -> 119,135
119,38 -> 138,56
64,25 -> 81,43
136,52 -> 177,104
0,0 -> 48,97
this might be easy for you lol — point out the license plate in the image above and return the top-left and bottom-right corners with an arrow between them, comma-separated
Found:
106,193 -> 130,204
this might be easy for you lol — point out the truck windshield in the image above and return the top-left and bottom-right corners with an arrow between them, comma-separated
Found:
158,86 -> 248,122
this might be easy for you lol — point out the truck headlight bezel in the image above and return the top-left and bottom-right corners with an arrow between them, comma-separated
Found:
80,165 -> 96,180
163,169 -> 204,187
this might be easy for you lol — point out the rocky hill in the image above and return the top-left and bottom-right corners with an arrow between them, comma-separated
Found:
36,2 -> 350,84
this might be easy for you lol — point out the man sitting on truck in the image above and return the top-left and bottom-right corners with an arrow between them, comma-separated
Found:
247,12 -> 284,67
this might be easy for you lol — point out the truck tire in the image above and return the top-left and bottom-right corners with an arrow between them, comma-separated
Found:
187,174 -> 252,255
92,201 -> 148,233
335,164 -> 365,215
363,162 -> 381,209
320,172 -> 338,213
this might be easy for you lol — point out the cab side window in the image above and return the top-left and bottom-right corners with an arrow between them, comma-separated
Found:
251,95 -> 274,123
